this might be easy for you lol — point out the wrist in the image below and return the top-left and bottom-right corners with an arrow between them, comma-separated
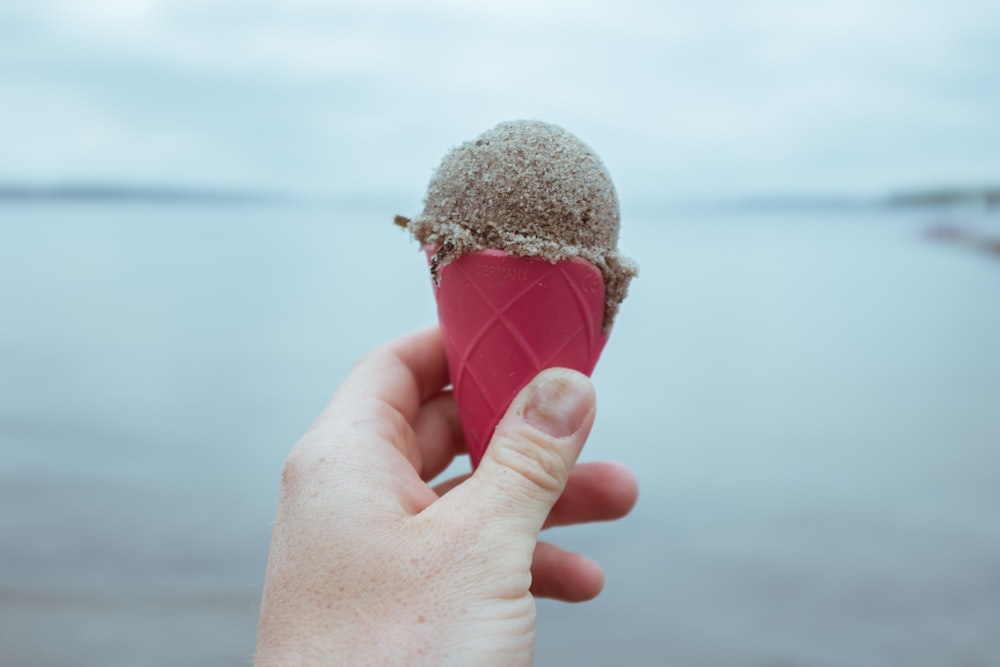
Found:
255,606 -> 452,666
255,601 -> 534,667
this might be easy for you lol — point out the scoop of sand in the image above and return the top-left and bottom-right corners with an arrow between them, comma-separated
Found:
399,119 -> 637,328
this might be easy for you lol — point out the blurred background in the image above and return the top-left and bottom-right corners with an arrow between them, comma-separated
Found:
1,1 -> 998,665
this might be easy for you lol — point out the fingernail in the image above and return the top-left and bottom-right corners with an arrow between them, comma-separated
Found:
523,372 -> 593,438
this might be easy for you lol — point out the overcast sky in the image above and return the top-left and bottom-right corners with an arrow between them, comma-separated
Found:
2,0 -> 998,202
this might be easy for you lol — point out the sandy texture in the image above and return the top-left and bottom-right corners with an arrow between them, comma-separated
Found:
401,120 -> 637,328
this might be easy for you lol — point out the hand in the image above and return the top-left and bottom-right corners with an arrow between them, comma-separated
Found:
254,326 -> 638,666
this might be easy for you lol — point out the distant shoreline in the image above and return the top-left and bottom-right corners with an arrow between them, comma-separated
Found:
885,186 -> 1000,209
1,184 -> 997,210
726,187 -> 999,211
0,185 -> 280,205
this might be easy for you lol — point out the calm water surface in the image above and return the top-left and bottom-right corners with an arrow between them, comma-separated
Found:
1,201 -> 998,666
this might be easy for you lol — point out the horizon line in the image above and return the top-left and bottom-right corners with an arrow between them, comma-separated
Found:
1,183 -> 997,209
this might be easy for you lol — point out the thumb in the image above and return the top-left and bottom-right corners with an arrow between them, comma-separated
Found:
469,368 -> 596,538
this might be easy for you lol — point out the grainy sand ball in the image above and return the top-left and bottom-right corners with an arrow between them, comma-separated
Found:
405,119 -> 637,327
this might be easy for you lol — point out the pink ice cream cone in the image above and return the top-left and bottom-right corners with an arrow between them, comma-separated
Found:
400,120 -> 637,469
430,249 -> 609,467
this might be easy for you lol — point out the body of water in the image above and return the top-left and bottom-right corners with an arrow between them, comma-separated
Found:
1,201 -> 998,666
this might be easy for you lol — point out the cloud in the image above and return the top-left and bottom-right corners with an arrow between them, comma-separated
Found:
1,0 -> 998,199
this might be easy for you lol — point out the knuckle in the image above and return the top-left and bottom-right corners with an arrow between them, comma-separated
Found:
361,400 -> 409,443
280,429 -> 337,492
279,453 -> 304,493
280,439 -> 315,490
490,434 -> 568,496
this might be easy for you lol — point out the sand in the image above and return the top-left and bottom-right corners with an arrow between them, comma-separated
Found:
399,120 -> 637,328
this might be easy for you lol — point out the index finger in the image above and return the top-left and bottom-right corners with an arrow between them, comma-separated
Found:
334,325 -> 451,425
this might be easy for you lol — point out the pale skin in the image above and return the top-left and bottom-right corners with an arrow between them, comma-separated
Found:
254,326 -> 638,666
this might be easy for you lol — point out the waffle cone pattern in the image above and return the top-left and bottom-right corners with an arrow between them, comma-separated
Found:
431,249 -> 609,468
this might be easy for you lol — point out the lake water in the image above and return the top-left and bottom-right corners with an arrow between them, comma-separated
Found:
1,200 -> 998,666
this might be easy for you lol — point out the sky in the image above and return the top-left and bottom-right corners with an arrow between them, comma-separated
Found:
1,0 -> 998,202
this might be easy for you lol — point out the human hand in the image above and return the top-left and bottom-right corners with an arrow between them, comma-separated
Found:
254,326 -> 638,666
